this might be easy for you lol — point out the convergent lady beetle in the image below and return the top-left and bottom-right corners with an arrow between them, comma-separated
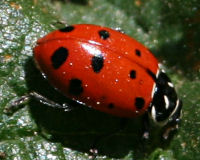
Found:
7,24 -> 182,139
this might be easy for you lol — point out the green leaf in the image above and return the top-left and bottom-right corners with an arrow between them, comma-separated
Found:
0,0 -> 200,159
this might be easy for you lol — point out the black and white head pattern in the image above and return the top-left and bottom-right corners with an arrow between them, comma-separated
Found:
148,69 -> 182,126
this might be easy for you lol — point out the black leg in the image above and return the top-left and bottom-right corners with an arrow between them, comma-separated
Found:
4,91 -> 75,114
162,123 -> 179,140
142,113 -> 150,139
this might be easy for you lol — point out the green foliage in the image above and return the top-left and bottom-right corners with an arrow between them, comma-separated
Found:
0,0 -> 200,159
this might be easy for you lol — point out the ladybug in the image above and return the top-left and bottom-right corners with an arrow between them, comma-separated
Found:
8,24 -> 182,138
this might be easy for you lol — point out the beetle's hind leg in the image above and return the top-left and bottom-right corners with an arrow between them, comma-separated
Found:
4,91 -> 77,115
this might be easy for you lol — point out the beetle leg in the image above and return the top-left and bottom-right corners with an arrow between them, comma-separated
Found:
162,124 -> 179,140
4,91 -> 74,114
142,113 -> 150,139
88,148 -> 98,160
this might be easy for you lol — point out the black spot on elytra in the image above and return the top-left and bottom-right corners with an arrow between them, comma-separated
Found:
130,70 -> 136,79
51,47 -> 69,69
68,78 -> 83,96
59,26 -> 74,32
135,49 -> 141,57
108,103 -> 115,109
98,30 -> 110,40
135,97 -> 145,109
91,55 -> 104,73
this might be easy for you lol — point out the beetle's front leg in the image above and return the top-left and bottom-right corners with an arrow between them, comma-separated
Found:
142,113 -> 150,139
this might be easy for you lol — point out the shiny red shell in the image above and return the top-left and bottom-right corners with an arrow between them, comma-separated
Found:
33,24 -> 159,118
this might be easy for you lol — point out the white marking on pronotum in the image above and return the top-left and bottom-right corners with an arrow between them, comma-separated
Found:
151,106 -> 156,122
156,68 -> 160,78
168,82 -> 174,88
150,104 -> 168,126
158,63 -> 162,68
161,69 -> 166,73
169,99 -> 180,118
164,95 -> 170,110
151,69 -> 160,98
151,83 -> 156,98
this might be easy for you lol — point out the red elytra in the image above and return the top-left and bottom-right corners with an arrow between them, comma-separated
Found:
33,24 -> 159,118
